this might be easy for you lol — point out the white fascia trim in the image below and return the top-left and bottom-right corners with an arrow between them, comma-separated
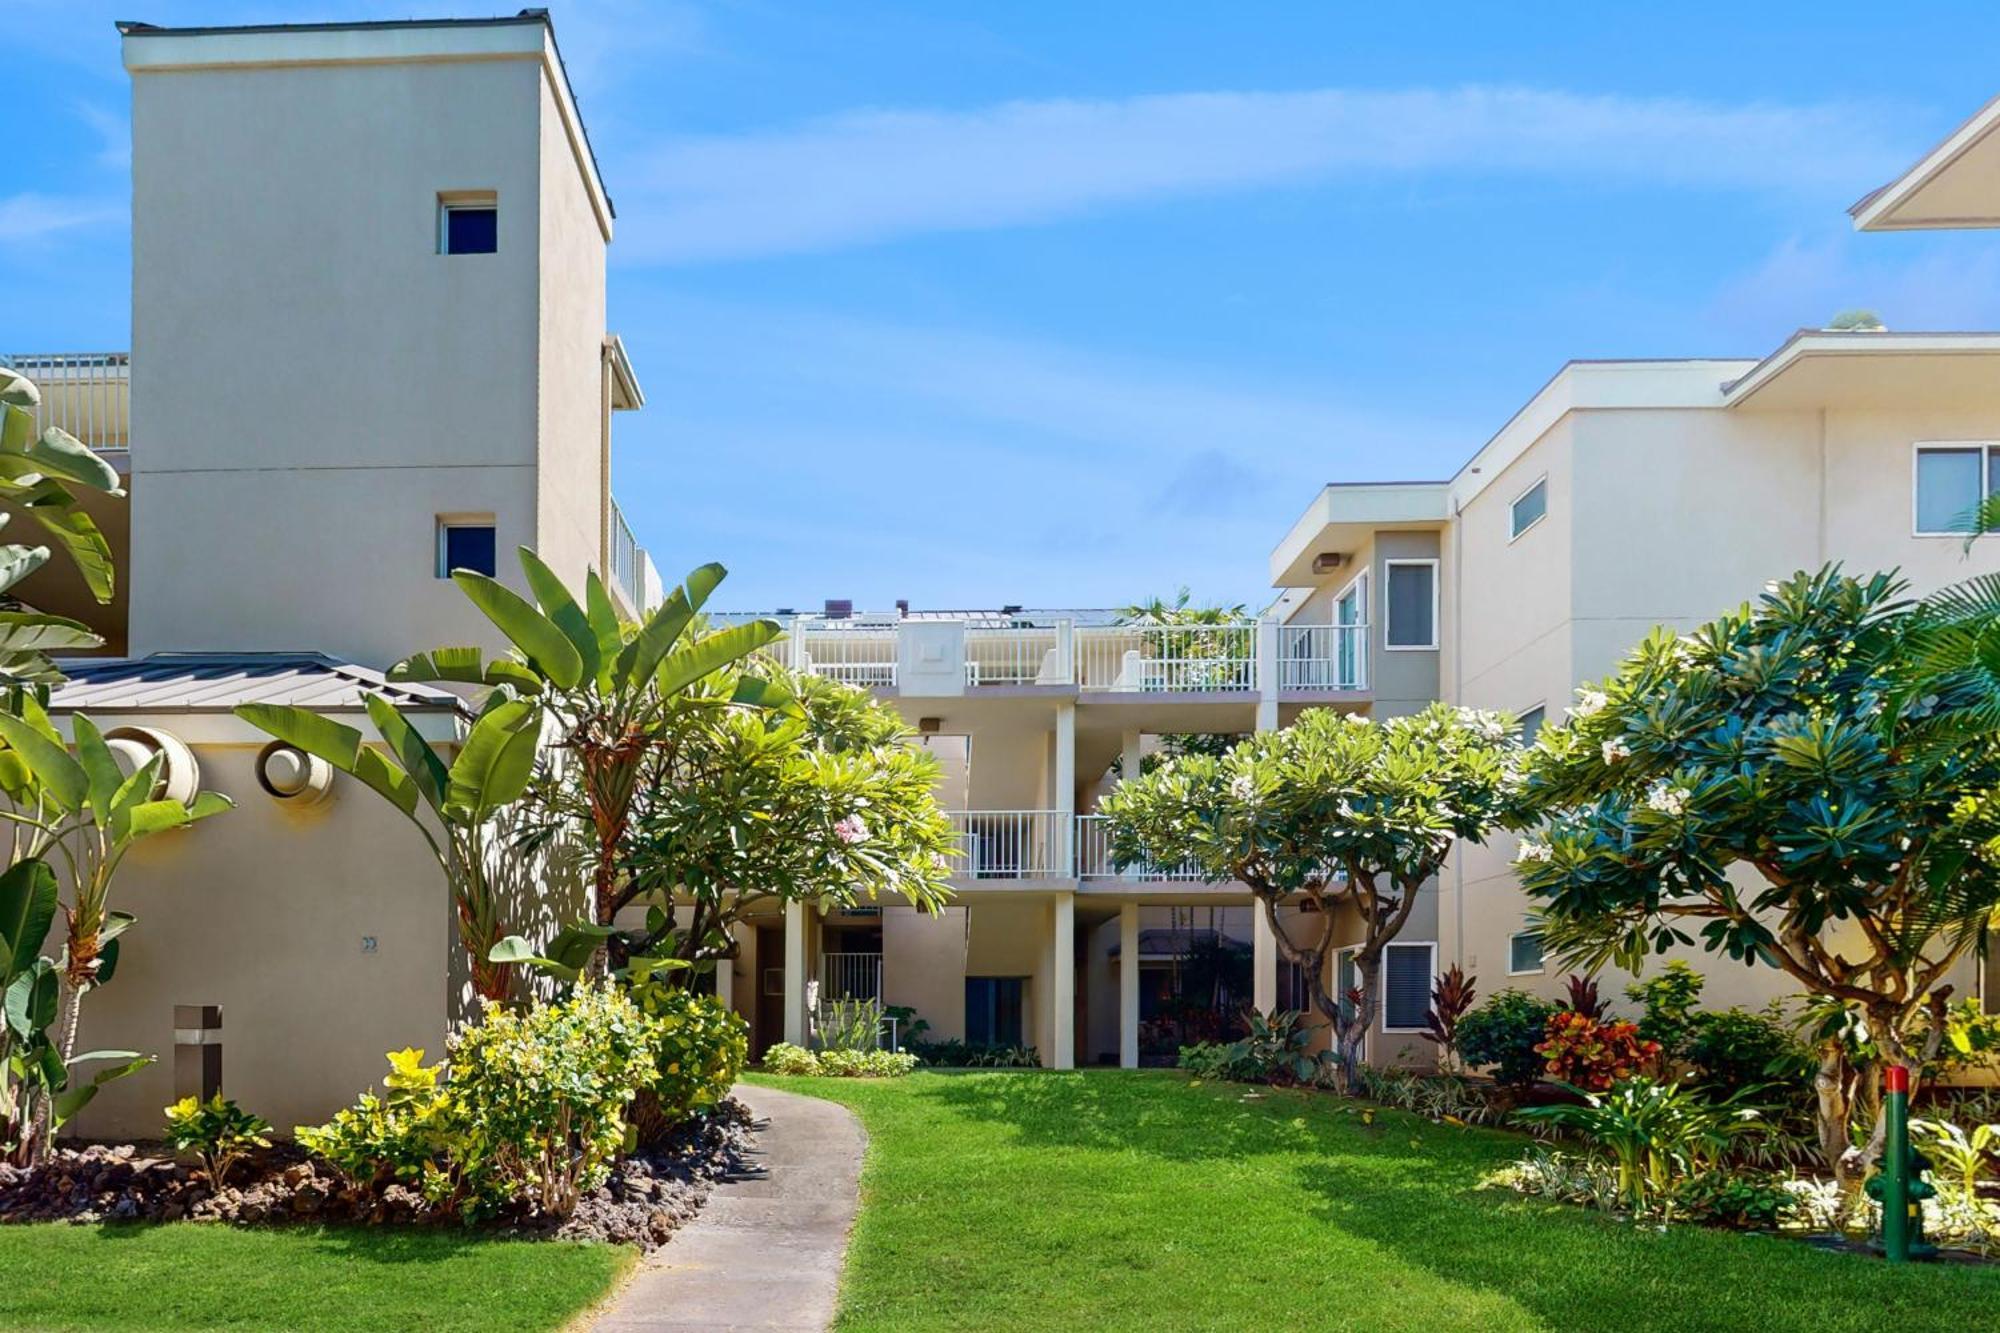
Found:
1850,91 -> 2000,232
122,22 -> 612,243
1721,331 -> 2000,408
605,334 -> 645,410
1267,481 -> 1449,587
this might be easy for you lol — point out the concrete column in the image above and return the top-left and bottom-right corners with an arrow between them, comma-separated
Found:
783,900 -> 807,1046
1119,729 -> 1144,784
714,923 -> 736,1013
1256,617 -> 1280,733
1119,902 -> 1140,1069
1052,891 -> 1076,1069
1253,904 -> 1278,1014
1055,702 -> 1076,876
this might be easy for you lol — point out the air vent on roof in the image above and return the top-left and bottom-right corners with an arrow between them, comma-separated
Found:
824,599 -> 852,619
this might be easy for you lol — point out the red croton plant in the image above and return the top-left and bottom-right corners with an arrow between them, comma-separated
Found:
1535,1010 -> 1661,1091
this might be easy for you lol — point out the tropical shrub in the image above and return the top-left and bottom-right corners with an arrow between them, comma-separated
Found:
762,1042 -> 818,1076
163,1093 -> 272,1187
627,989 -> 747,1145
1353,1066 -> 1499,1124
1177,1042 -> 1245,1081
816,997 -> 886,1052
1559,973 -> 1609,1020
1514,1076 -> 1769,1210
760,1042 -> 915,1077
1911,1118 -> 2000,1197
1624,962 -> 1705,1066
1668,1170 -> 1801,1229
296,1047 -> 446,1190
910,1038 -> 1041,1068
1535,1011 -> 1659,1091
1682,1005 -> 1812,1093
1228,1009 -> 1319,1085
1419,965 -> 1476,1072
1457,990 -> 1558,1092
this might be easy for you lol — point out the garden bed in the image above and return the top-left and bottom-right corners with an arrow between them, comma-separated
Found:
0,1097 -> 752,1251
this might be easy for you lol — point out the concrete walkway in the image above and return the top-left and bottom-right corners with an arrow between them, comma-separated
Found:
591,1083 -> 865,1332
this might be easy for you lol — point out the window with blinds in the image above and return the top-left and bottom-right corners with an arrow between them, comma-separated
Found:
1382,943 -> 1435,1030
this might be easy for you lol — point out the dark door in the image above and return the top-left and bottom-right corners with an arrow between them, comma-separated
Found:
755,925 -> 785,1057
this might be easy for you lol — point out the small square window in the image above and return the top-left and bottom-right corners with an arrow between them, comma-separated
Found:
1509,930 -> 1545,975
1510,477 -> 1548,539
437,521 -> 496,578
1914,445 -> 1999,535
440,200 -> 497,255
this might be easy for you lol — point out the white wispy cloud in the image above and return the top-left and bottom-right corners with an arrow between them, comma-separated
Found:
616,85 -> 1913,263
0,193 -> 121,243
1707,232 -> 2000,340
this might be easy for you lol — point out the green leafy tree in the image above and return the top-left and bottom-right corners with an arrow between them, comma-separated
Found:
391,550 -> 780,977
1512,567 -> 2000,1176
1101,702 -> 1521,1086
601,668 -> 956,975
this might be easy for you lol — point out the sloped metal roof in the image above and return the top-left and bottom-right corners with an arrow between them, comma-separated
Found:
46,654 -> 464,714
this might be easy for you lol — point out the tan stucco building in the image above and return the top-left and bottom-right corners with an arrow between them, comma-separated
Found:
13,16 -> 2000,1132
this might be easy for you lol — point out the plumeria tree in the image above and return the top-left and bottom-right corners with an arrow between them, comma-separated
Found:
1101,702 -> 1522,1086
548,667 -> 957,979
1512,567 -> 2000,1176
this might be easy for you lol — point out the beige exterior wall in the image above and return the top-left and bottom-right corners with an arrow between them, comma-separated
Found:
71,737 -> 450,1139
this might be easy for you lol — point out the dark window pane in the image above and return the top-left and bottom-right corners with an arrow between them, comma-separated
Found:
1510,479 -> 1548,537
445,206 -> 497,254
442,524 -> 496,577
1383,944 -> 1432,1029
1385,563 -> 1435,647
1517,705 -> 1545,743
1510,932 -> 1544,974
964,977 -> 1024,1046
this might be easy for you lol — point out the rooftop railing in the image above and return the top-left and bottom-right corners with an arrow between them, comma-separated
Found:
1,353 -> 130,451
724,614 -> 1367,697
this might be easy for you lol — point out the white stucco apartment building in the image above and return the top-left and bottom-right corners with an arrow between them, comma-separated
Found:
12,13 -> 2000,1131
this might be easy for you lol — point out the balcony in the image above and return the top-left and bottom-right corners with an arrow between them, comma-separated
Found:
609,497 -> 662,615
1,353 -> 130,452
818,951 -> 883,1003
938,812 -> 1216,884
729,612 -> 1368,699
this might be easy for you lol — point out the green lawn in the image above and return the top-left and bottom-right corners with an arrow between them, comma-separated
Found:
749,1069 -> 2000,1333
0,1223 -> 632,1332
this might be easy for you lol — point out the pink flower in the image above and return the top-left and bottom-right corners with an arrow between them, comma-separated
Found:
834,815 -> 869,845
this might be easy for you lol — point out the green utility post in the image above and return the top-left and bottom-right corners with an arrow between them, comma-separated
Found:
1867,1064 -> 1937,1262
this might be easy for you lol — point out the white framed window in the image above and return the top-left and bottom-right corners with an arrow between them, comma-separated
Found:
1382,559 -> 1438,651
436,516 -> 497,578
1509,476 -> 1548,541
438,191 -> 498,255
1381,941 -> 1437,1032
1508,930 -> 1546,976
1517,703 -> 1546,744
1913,442 -> 2000,536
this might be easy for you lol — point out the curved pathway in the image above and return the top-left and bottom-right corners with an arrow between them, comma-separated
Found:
591,1082 -> 865,1332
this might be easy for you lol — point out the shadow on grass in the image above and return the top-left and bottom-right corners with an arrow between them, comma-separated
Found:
74,1219 -> 578,1265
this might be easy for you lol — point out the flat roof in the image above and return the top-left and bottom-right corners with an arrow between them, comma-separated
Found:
1721,329 -> 2000,410
118,9 -> 614,239
1851,92 -> 2000,231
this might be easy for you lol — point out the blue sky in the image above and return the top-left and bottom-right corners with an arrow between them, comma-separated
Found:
13,3 -> 2000,612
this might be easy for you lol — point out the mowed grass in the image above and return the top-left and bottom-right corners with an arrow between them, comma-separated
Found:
0,1222 -> 633,1332
749,1069 -> 2000,1333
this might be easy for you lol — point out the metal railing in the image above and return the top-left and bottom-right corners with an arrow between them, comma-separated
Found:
795,621 -> 900,687
1073,814 -> 1206,880
965,623 -> 1067,685
1,353 -> 130,450
1075,623 -> 1258,692
610,498 -> 643,612
818,952 -> 883,1002
948,810 -> 1070,879
1278,623 -> 1368,691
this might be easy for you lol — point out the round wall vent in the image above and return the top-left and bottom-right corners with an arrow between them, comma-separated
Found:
103,726 -> 201,806
254,741 -> 334,805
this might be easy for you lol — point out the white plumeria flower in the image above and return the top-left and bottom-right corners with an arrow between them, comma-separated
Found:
1343,712 -> 1372,726
1517,840 -> 1553,863
833,814 -> 869,844
1644,781 -> 1688,817
1601,737 -> 1631,764
1572,688 -> 1609,718
1229,773 -> 1257,801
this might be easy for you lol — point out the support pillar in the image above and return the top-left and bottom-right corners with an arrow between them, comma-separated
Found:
1119,902 -> 1140,1069
1256,617 -> 1280,733
714,924 -> 736,1013
1055,702 -> 1076,875
783,900 -> 807,1047
1052,891 -> 1076,1069
1253,905 -> 1278,1015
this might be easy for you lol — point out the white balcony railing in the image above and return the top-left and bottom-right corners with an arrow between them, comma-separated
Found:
1075,623 -> 1258,693
610,498 -> 643,612
965,624 -> 1067,686
795,621 -> 900,687
949,810 -> 1070,879
1074,814 -> 1206,880
1,353 -> 130,450
1278,623 -> 1368,691
819,952 -> 883,1003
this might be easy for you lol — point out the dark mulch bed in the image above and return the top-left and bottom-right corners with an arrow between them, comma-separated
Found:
0,1097 -> 753,1252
